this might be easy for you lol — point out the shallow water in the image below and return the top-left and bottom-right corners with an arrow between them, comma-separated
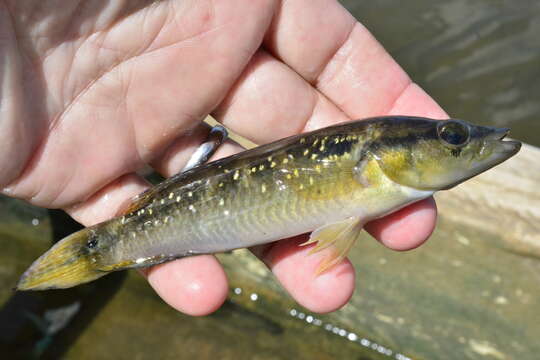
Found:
341,0 -> 540,146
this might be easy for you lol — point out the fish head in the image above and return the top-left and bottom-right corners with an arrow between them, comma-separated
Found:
16,227 -> 111,290
369,118 -> 521,191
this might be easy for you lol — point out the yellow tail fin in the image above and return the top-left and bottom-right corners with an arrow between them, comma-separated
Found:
16,229 -> 106,290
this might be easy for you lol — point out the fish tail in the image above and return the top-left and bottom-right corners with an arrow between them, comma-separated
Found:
16,229 -> 106,290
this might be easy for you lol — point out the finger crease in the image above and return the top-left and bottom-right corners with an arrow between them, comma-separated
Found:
384,81 -> 414,115
312,21 -> 356,88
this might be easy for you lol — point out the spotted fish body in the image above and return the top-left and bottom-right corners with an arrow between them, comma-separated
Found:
17,116 -> 521,290
103,121 -> 429,267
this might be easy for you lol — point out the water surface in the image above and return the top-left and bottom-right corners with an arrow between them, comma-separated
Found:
341,0 -> 540,146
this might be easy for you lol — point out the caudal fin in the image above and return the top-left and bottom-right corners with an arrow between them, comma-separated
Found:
16,229 -> 107,290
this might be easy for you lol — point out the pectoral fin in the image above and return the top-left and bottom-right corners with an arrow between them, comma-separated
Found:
300,217 -> 364,274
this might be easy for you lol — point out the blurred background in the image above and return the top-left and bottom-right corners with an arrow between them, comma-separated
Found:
344,0 -> 540,147
1,1 -> 539,359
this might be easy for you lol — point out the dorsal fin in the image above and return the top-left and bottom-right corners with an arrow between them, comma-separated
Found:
116,171 -> 187,216
118,124 -> 231,216
117,187 -> 157,216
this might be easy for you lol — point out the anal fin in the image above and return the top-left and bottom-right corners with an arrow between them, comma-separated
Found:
300,217 -> 364,274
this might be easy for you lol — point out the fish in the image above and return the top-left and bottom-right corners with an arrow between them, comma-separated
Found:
16,116 -> 521,290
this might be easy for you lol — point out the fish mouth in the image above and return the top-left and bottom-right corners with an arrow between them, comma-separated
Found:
488,127 -> 510,140
439,126 -> 521,191
486,127 -> 521,157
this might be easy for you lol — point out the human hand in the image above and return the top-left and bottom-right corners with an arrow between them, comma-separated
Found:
1,0 -> 444,315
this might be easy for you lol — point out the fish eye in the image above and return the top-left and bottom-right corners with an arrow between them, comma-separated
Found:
87,238 -> 98,249
437,120 -> 470,148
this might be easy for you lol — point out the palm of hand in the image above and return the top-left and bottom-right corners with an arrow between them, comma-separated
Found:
1,1 -> 443,315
